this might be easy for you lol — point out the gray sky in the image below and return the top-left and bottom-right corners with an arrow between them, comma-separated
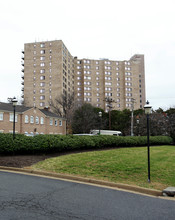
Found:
0,0 -> 175,110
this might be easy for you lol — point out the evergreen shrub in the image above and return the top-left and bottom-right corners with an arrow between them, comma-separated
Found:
0,133 -> 173,155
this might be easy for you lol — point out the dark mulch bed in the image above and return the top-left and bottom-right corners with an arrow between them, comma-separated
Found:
0,154 -> 56,168
0,149 -> 100,168
0,147 -> 124,168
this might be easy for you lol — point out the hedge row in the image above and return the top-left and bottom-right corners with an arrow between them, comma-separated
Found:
0,134 -> 173,155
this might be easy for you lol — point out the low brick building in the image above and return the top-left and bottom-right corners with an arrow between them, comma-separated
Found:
0,102 -> 66,135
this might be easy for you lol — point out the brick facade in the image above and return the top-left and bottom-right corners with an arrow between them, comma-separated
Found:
22,40 -> 145,112
0,102 -> 66,135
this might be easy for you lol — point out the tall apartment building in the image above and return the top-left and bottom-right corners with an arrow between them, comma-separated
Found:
22,40 -> 74,108
22,40 -> 145,111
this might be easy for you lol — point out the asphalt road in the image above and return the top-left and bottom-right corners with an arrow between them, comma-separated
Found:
0,171 -> 175,220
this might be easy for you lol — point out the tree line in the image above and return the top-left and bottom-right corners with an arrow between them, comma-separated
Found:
50,94 -> 175,139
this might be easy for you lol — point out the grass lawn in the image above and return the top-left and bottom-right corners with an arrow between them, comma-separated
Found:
32,145 -> 175,190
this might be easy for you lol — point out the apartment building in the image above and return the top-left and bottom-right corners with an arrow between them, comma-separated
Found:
22,40 -> 74,108
0,102 -> 66,135
22,40 -> 145,111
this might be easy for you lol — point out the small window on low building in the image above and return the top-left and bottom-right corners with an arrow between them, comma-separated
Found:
50,118 -> 53,126
0,112 -> 3,121
36,116 -> 39,124
30,116 -> 34,124
59,120 -> 62,126
25,115 -> 29,123
9,113 -> 17,122
41,117 -> 44,125
55,119 -> 58,126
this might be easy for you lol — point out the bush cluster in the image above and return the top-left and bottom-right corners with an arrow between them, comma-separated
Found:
0,134 -> 173,155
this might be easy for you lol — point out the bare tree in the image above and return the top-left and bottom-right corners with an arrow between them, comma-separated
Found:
50,93 -> 75,134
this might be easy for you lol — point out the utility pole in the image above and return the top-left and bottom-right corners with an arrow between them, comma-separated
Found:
105,97 -> 114,130
131,98 -> 135,136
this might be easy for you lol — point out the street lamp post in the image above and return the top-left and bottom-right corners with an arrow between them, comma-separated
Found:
137,119 -> 140,136
131,98 -> 135,136
12,97 -> 18,140
98,111 -> 102,135
144,100 -> 152,183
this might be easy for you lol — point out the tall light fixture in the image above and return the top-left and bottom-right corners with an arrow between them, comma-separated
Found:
98,111 -> 102,135
144,100 -> 152,183
12,97 -> 18,140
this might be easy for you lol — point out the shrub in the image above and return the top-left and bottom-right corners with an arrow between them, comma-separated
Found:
0,134 -> 173,155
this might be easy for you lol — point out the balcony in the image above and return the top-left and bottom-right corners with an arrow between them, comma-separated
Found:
21,75 -> 24,80
21,81 -> 24,85
21,87 -> 24,91
21,54 -> 24,60
21,50 -> 24,54
21,60 -> 24,66
21,68 -> 24,72
21,94 -> 24,98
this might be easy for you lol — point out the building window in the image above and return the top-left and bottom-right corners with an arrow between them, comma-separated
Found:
40,43 -> 45,48
30,116 -> 34,124
40,82 -> 45,87
84,76 -> 91,80
55,120 -> 58,126
40,50 -> 45,54
40,56 -> 45,61
40,95 -> 45,100
84,92 -> 91,96
84,81 -> 91,85
40,89 -> 45,93
50,118 -> 53,126
25,115 -> 29,123
84,98 -> 91,102
36,116 -> 39,124
0,112 -> 3,121
40,63 -> 45,67
9,113 -> 17,122
40,102 -> 45,107
59,120 -> 62,126
40,69 -> 45,74
40,76 -> 45,80
84,71 -> 91,74
84,87 -> 91,91
41,117 -> 44,125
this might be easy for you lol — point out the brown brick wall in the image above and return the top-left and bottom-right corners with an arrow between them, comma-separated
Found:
0,108 -> 66,135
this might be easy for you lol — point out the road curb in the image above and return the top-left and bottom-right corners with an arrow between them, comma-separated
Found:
0,166 -> 162,197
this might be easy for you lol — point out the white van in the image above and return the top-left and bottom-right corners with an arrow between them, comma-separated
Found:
90,130 -> 122,136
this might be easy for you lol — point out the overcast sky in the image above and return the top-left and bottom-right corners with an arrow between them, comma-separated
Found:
0,0 -> 175,110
